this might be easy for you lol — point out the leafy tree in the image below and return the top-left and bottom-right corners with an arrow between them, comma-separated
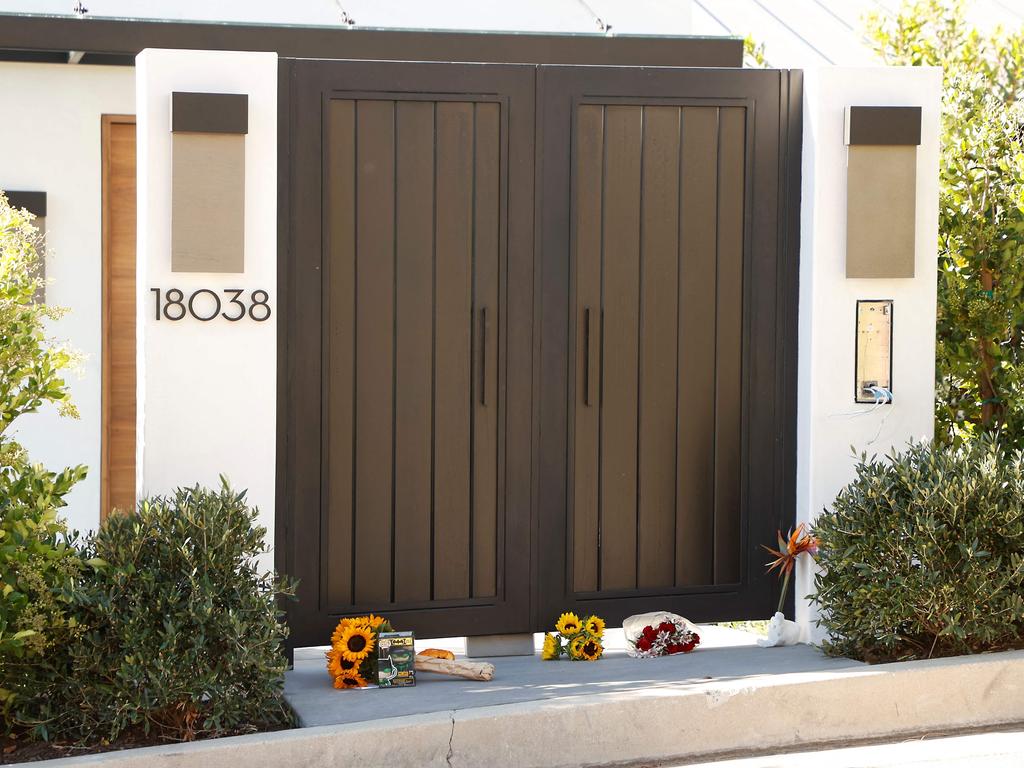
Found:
865,1 -> 1024,444
0,192 -> 78,432
0,192 -> 87,721
743,35 -> 767,68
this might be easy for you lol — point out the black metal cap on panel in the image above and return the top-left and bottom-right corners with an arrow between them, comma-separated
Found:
171,92 -> 249,134
845,106 -> 922,146
5,190 -> 46,217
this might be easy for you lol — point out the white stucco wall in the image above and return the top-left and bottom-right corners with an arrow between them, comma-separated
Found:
795,66 -> 943,641
0,62 -> 135,534
136,49 -> 278,572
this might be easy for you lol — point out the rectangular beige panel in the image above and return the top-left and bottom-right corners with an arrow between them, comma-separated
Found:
846,144 -> 916,278
172,132 -> 244,273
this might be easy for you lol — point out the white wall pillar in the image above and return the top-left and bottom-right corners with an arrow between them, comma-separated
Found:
136,49 -> 278,571
795,66 -> 942,642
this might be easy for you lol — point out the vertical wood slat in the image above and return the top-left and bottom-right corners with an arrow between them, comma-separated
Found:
433,102 -> 475,600
637,106 -> 681,589
713,107 -> 746,584
325,100 -> 356,605
572,105 -> 604,592
393,101 -> 435,603
101,117 -> 138,521
599,105 -> 643,591
472,102 -> 501,598
676,107 -> 719,586
353,100 -> 395,604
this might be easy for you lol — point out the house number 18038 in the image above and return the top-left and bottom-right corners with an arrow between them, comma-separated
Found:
150,288 -> 272,322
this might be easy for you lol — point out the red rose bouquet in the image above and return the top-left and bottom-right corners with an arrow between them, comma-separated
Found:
628,616 -> 700,658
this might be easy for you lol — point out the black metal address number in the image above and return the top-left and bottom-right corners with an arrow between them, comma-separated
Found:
150,288 -> 272,322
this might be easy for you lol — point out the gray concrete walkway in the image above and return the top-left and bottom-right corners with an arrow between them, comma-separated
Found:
671,727 -> 1024,768
46,646 -> 1024,767
285,625 -> 864,728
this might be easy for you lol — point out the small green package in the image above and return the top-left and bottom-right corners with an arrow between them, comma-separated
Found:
377,631 -> 416,687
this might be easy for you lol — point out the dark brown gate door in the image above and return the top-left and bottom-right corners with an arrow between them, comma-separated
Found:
535,66 -> 799,626
282,60 -> 799,644
281,60 -> 535,645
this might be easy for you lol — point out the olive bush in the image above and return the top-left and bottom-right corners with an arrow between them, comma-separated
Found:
19,482 -> 297,743
813,437 -> 1024,662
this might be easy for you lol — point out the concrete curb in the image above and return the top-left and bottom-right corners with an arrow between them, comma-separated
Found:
449,650 -> 1024,767
21,712 -> 456,768
21,649 -> 1024,767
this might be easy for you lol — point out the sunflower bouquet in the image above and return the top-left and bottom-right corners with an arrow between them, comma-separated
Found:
326,614 -> 392,689
541,612 -> 605,661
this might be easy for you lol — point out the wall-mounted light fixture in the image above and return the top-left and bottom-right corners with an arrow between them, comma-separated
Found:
845,106 -> 921,279
6,190 -> 47,301
170,91 -> 248,273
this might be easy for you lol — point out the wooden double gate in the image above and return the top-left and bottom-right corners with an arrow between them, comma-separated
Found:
279,59 -> 801,646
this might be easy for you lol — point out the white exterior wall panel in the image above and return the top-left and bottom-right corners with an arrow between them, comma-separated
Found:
0,62 -> 134,534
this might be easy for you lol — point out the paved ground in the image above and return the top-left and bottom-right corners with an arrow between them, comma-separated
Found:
53,641 -> 1018,767
285,625 -> 865,728
668,727 -> 1024,767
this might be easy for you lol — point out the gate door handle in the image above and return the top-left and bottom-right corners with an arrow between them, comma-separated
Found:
583,306 -> 593,406
480,307 -> 488,406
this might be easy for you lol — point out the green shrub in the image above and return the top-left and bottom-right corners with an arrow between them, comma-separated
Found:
16,481 -> 295,742
0,446 -> 88,718
813,437 -> 1024,662
0,192 -> 88,724
2,191 -> 292,747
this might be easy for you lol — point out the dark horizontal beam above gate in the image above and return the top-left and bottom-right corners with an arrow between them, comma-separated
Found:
0,14 -> 742,68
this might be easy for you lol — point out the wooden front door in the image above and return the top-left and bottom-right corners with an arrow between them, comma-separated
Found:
101,114 -> 137,520
535,66 -> 799,626
281,61 -> 535,644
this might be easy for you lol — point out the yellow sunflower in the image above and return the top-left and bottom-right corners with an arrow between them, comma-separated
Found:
326,647 -> 359,679
333,670 -> 367,689
338,624 -> 375,662
567,633 -> 586,659
363,613 -> 389,630
578,636 -> 603,661
567,633 -> 603,661
331,616 -> 358,646
541,632 -> 560,661
555,612 -> 582,637
584,615 -> 605,637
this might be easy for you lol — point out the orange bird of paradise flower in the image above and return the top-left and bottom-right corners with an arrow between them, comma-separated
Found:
763,523 -> 818,614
